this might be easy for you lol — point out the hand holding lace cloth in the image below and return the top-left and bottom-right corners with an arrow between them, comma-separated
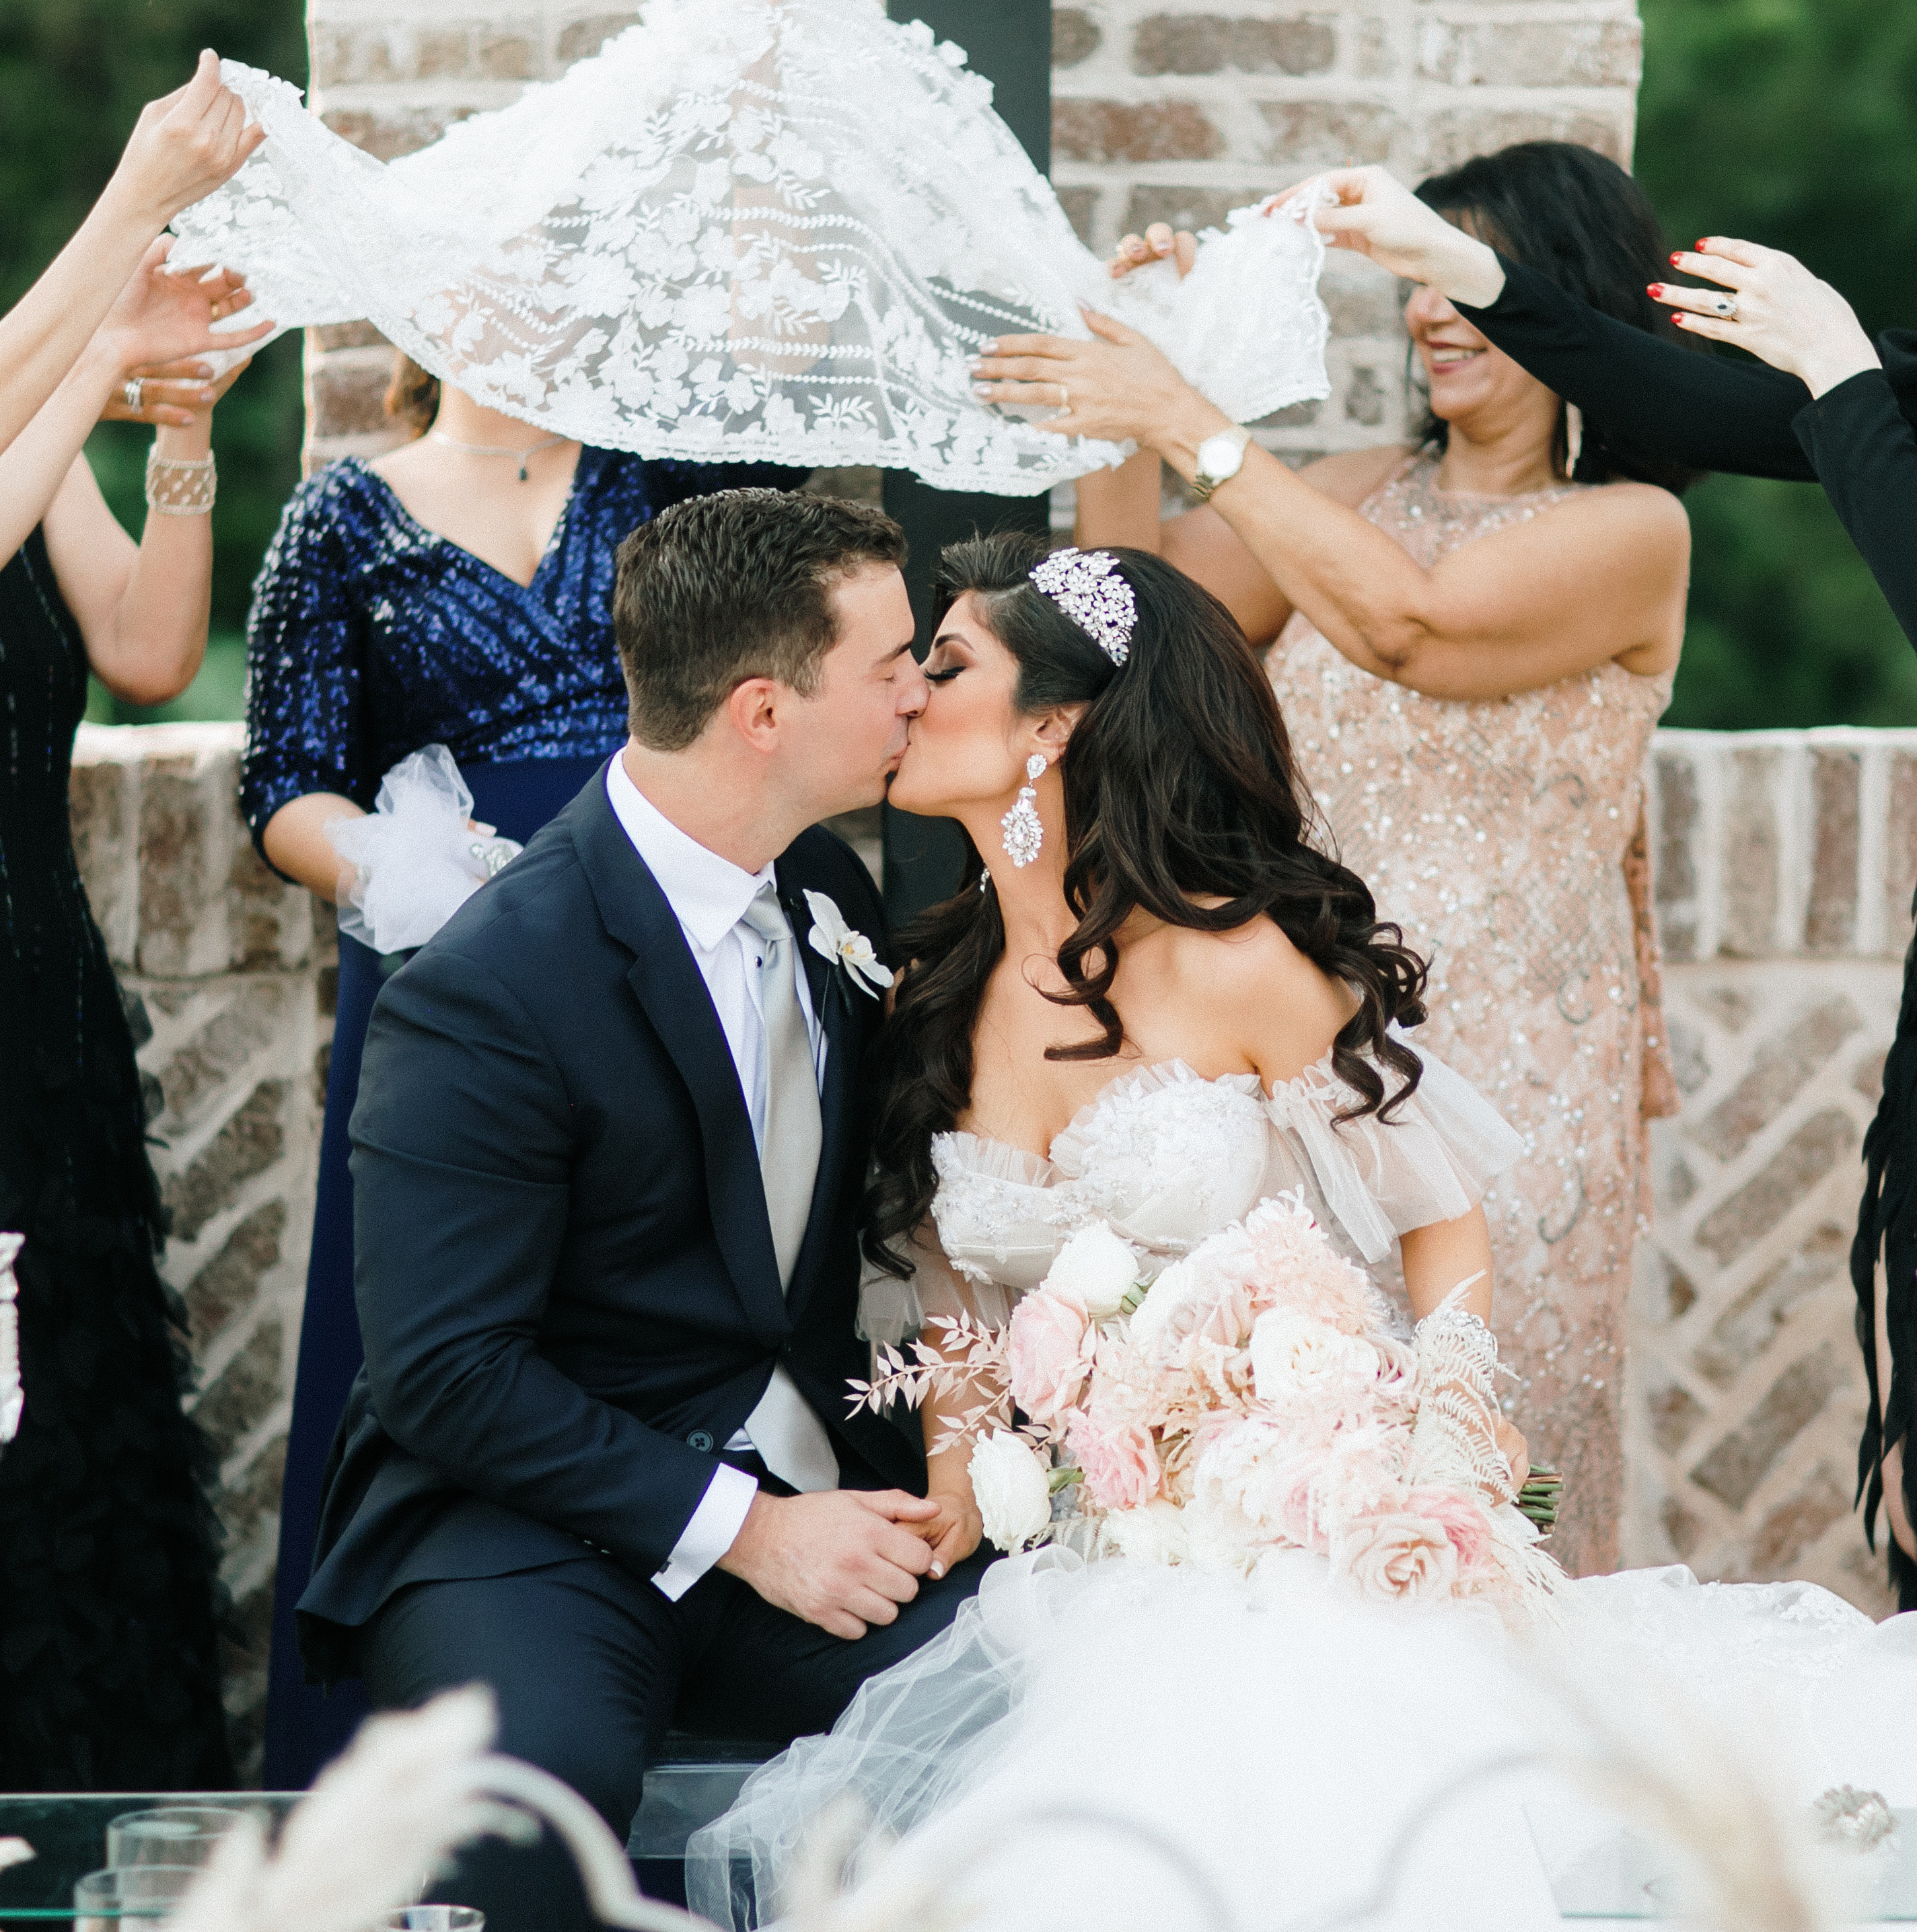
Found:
168,0 -> 1330,494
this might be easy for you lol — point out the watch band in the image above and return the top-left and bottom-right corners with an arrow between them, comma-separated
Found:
1190,424 -> 1251,503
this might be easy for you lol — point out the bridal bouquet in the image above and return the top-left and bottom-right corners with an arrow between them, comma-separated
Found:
852,1193 -> 1562,1610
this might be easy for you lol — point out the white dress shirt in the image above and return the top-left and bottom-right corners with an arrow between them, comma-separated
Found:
605,755 -> 836,1599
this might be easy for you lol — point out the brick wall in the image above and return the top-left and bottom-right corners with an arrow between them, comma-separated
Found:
67,721 -> 1910,1779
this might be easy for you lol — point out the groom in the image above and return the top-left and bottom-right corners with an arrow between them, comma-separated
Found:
296,490 -> 989,1928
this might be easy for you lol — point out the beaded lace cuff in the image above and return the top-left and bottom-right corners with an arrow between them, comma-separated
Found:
145,449 -> 217,517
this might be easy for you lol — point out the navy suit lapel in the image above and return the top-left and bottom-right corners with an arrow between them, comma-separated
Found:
569,772 -> 789,1345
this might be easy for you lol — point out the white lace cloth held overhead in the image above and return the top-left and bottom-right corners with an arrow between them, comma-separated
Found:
168,0 -> 1329,494
859,1032 -> 1523,1344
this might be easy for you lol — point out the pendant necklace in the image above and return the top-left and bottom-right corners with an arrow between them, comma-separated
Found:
428,429 -> 571,482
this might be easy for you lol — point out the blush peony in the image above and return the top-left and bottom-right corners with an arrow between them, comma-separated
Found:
1404,1486 -> 1496,1580
1068,1410 -> 1161,1512
1005,1286 -> 1093,1425
969,1429 -> 1053,1551
1044,1222 -> 1141,1319
1330,1510 -> 1461,1602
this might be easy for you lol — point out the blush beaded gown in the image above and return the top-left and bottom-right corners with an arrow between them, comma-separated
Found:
1267,449 -> 1679,1577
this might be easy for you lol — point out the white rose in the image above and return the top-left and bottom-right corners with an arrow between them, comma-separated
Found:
1044,1223 -> 1140,1320
1250,1307 -> 1381,1403
969,1429 -> 1053,1552
1103,1499 -> 1190,1567
1126,1256 -> 1199,1352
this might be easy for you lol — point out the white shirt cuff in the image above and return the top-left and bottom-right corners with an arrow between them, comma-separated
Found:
650,1462 -> 758,1602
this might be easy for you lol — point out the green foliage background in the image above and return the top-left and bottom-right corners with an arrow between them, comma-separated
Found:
1,0 -> 1912,727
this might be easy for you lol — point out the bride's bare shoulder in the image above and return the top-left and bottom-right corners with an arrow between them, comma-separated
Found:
1136,912 -> 1357,1082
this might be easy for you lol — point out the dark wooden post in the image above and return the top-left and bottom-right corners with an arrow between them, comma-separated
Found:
880,0 -> 1055,926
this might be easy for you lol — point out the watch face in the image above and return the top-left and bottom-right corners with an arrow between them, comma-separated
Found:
1198,433 -> 1245,478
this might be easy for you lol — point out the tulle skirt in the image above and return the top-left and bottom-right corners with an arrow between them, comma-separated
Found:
688,1550 -> 1917,1931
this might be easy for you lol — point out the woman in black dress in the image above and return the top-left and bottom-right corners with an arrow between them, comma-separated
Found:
1170,159 -> 1917,1604
0,131 -> 266,1780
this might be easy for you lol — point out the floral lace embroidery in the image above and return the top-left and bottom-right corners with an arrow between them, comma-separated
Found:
172,0 -> 1330,492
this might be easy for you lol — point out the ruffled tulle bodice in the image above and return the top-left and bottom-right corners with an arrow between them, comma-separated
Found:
861,1036 -> 1525,1343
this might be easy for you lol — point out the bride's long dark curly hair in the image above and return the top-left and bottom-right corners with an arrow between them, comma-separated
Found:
863,532 -> 1429,1278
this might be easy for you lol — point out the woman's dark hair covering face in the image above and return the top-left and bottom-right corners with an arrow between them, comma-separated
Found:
863,531 -> 1431,1279
1414,139 -> 1699,494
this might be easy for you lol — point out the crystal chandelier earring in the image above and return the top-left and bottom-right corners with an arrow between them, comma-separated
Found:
1000,753 -> 1048,867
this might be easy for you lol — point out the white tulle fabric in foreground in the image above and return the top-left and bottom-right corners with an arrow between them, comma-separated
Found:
684,1551 -> 1917,1932
325,746 -> 520,955
168,0 -> 1328,494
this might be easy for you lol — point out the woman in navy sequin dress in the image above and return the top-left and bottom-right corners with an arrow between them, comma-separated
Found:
246,355 -> 803,1786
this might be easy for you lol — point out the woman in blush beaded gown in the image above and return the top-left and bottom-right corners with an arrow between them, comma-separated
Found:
976,143 -> 1692,1577
246,357 -> 804,1787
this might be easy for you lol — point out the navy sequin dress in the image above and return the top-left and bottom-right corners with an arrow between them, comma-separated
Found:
246,448 -> 802,1787
0,530 -> 233,1789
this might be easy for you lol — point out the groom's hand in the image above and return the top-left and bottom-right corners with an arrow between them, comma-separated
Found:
718,1489 -> 939,1640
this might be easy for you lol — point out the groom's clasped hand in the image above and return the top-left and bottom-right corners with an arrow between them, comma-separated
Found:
717,1488 -> 941,1640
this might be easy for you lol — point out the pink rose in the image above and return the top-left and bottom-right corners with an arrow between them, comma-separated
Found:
1006,1286 -> 1093,1425
1068,1409 -> 1161,1511
1330,1510 -> 1460,1602
1404,1486 -> 1495,1579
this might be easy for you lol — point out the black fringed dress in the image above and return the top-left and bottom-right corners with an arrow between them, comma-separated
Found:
0,528 -> 233,1788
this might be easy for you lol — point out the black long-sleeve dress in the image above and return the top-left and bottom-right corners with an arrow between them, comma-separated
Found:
0,529 -> 234,1787
1456,257 -> 1917,1604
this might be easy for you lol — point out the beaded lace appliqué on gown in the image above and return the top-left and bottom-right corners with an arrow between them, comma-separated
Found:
1267,448 -> 1678,1576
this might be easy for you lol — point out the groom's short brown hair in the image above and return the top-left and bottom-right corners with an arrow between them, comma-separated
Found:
614,489 -> 908,752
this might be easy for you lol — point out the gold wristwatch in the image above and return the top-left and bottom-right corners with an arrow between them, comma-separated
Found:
1190,424 -> 1252,502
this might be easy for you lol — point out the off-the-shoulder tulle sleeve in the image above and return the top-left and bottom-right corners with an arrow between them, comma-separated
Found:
1262,1031 -> 1523,1263
857,1223 -> 1019,1347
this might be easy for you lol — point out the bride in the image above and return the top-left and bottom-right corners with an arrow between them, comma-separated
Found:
686,537 -> 1916,1931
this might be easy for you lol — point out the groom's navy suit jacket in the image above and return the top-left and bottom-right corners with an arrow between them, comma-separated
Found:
297,766 -> 920,1679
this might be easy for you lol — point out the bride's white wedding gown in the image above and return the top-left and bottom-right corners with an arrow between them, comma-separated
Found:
688,1040 -> 1917,1931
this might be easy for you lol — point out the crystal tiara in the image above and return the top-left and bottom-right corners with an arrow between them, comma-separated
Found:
1029,547 -> 1136,667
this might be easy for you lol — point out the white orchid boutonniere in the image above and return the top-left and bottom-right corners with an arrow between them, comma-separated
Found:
803,889 -> 894,1000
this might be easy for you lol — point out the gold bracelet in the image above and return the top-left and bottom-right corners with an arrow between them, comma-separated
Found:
145,448 -> 217,517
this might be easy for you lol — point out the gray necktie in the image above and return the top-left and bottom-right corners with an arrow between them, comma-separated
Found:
739,885 -> 823,1286
735,885 -> 836,1493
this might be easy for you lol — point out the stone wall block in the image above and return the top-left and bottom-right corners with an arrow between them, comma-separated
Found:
137,745 -> 242,979
1418,106 -> 1625,171
1416,18 -> 1641,89
185,1201 -> 289,1350
67,747 -> 139,969
163,1078 -> 293,1246
1885,747 -> 1917,953
1690,1108 -> 1854,1267
1652,742 -> 1702,963
1806,747 -> 1860,953
1054,98 -> 1225,163
1688,994 -> 1861,1163
1688,1341 -> 1843,1512
555,13 -> 640,63
1054,6 -> 1101,67
318,105 -> 470,163
1720,747 -> 1781,958
1259,99 -> 1396,167
1131,13 -> 1337,77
